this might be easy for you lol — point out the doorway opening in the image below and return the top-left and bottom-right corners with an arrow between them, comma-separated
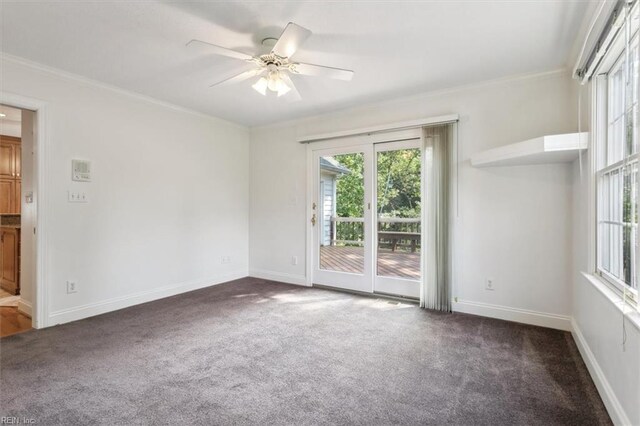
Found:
0,104 -> 36,337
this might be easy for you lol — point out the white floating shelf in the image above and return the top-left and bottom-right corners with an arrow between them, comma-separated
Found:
471,132 -> 588,167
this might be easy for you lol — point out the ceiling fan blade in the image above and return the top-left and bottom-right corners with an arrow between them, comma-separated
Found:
272,22 -> 312,58
186,39 -> 254,61
280,73 -> 302,102
210,69 -> 263,88
291,62 -> 354,81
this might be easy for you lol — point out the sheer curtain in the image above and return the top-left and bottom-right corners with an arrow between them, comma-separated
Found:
421,124 -> 454,311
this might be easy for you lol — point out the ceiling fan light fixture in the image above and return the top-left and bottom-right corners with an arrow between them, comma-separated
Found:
266,69 -> 285,91
267,77 -> 279,92
192,21 -> 353,102
252,77 -> 268,95
257,70 -> 290,96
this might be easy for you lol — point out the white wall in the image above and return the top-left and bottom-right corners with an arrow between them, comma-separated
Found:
570,80 -> 640,426
250,70 -> 576,329
0,120 -> 21,137
0,56 -> 250,327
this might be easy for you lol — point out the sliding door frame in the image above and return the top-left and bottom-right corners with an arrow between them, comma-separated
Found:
304,128 -> 422,293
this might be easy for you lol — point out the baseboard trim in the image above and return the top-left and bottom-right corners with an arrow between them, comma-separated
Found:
571,319 -> 631,426
249,269 -> 309,287
47,270 -> 248,326
452,299 -> 572,331
17,299 -> 32,318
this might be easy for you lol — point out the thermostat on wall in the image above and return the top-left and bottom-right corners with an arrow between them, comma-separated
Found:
72,159 -> 91,182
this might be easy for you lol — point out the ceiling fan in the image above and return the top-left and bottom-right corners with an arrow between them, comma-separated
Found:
187,22 -> 354,101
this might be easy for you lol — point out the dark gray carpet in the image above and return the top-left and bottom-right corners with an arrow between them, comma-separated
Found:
1,278 -> 610,425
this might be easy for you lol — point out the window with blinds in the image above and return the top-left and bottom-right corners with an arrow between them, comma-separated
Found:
595,6 -> 639,300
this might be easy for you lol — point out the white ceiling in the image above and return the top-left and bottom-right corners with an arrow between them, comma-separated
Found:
0,1 -> 589,127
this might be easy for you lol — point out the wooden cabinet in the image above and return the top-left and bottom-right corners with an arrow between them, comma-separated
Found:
0,143 -> 15,179
0,136 -> 21,214
0,227 -> 20,295
0,179 -> 15,214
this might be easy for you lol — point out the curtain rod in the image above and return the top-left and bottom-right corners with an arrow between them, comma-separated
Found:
297,114 -> 459,144
575,0 -> 630,82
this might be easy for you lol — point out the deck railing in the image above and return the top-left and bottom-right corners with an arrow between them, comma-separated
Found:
330,217 -> 421,251
330,217 -> 365,246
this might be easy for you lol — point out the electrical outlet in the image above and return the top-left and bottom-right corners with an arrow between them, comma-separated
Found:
221,256 -> 231,264
292,256 -> 298,266
485,278 -> 495,291
67,281 -> 77,294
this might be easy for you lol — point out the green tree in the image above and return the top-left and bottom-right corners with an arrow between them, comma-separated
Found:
331,149 -> 422,245
334,153 -> 365,218
376,149 -> 421,219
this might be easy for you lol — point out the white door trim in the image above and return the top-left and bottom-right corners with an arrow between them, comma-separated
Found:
297,114 -> 459,143
1,91 -> 49,329
306,146 -> 314,287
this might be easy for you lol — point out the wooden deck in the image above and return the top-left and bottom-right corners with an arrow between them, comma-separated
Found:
320,246 -> 420,280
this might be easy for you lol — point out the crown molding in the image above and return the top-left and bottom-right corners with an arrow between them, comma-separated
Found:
0,51 -> 569,133
0,52 -> 248,131
253,67 -> 569,131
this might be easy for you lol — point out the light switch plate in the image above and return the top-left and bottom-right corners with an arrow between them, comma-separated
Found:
68,190 -> 88,203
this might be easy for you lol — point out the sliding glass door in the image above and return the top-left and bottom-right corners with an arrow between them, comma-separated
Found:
373,140 -> 422,298
311,136 -> 422,298
312,147 -> 373,293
